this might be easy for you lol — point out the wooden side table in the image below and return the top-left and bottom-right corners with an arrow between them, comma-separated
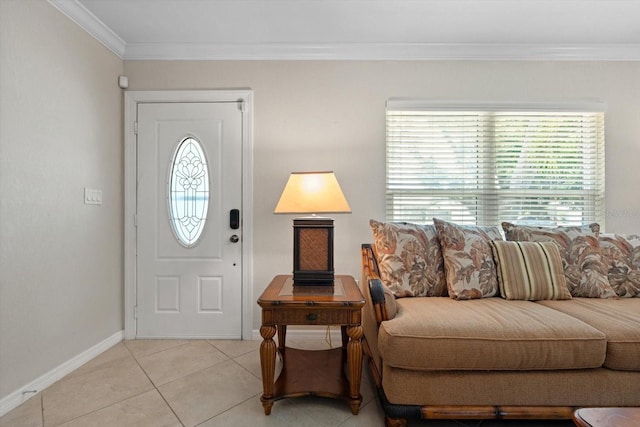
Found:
257,275 -> 365,415
574,408 -> 640,427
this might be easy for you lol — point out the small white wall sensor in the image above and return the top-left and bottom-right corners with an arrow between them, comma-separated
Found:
118,75 -> 129,89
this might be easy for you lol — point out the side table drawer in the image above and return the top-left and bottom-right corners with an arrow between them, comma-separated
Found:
272,309 -> 351,325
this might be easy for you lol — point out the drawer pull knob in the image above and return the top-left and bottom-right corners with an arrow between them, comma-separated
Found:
306,313 -> 318,321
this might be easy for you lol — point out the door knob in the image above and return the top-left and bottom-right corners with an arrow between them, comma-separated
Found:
229,235 -> 240,243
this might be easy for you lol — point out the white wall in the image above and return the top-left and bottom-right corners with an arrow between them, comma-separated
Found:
0,0 -> 123,399
2,0 -> 639,398
123,60 -> 640,329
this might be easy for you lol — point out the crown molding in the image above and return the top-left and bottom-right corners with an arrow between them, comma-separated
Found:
123,42 -> 640,61
47,1 -> 640,61
47,0 -> 126,58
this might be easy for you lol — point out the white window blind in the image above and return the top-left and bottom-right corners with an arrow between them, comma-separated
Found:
386,100 -> 605,228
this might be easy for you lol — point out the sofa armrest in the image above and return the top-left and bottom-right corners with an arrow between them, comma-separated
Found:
361,244 -> 397,324
370,278 -> 397,323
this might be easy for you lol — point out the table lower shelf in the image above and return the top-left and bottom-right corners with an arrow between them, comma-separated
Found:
272,346 -> 351,399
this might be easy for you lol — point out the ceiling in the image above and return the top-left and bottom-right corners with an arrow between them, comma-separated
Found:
49,0 -> 640,60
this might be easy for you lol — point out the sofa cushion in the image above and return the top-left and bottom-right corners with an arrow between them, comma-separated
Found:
502,222 -> 617,299
378,297 -> 606,371
433,218 -> 502,300
491,241 -> 571,300
537,298 -> 640,371
599,233 -> 640,297
370,219 -> 446,297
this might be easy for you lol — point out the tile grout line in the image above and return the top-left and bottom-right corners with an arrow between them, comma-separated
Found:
45,389 -> 156,427
124,341 -> 186,427
206,340 -> 270,385
207,341 -> 282,424
134,347 -> 234,390
40,393 -> 44,427
123,340 -> 190,360
193,391 -> 263,427
213,342 -> 287,424
133,340 -> 261,426
206,339 -> 260,360
42,345 -> 155,427
229,351 -> 262,382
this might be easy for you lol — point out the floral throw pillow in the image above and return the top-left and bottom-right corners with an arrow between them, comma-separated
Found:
433,218 -> 502,300
599,234 -> 640,298
502,222 -> 617,298
369,219 -> 446,297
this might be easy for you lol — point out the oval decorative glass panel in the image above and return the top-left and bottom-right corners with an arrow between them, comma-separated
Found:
168,136 -> 209,247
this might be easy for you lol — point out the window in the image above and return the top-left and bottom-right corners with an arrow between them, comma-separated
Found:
386,100 -> 605,228
168,136 -> 210,247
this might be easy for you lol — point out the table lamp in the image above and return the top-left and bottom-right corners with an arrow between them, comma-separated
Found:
274,171 -> 351,285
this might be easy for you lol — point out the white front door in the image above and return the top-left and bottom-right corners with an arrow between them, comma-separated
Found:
136,101 -> 243,338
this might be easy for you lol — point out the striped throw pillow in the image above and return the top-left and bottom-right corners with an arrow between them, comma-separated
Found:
491,241 -> 571,300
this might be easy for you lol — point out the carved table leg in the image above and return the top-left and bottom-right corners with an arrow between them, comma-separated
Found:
385,416 -> 409,427
341,325 -> 349,349
346,325 -> 364,415
277,324 -> 287,352
259,324 -> 277,415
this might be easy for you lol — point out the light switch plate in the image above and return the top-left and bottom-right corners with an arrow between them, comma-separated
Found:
84,188 -> 102,205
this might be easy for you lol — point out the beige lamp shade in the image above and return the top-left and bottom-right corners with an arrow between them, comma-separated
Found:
274,171 -> 351,214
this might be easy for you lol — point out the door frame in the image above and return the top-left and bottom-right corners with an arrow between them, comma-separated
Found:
124,90 -> 253,340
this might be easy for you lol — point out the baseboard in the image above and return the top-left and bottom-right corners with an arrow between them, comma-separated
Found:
0,330 -> 123,417
251,325 -> 343,343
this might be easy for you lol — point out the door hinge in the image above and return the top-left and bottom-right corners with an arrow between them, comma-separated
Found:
134,213 -> 138,227
237,99 -> 245,113
134,306 -> 138,319
133,121 -> 138,135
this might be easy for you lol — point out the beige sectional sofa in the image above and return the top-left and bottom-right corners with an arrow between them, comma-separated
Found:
361,219 -> 640,427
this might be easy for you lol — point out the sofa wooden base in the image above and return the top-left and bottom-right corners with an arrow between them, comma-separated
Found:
383,406 -> 576,427
383,408 -> 575,427
421,406 -> 575,420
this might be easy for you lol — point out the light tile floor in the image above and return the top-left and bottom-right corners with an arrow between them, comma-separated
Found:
1,338 -> 575,427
